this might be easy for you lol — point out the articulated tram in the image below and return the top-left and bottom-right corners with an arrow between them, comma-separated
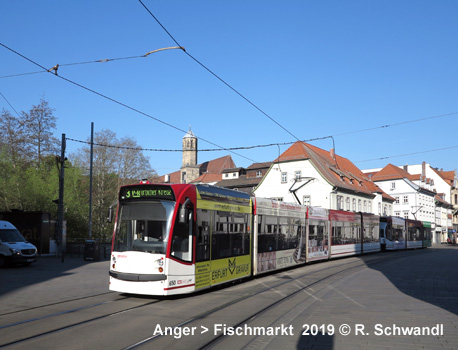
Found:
379,216 -> 432,251
109,183 -> 427,296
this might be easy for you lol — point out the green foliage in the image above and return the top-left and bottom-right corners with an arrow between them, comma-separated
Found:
0,100 -> 157,242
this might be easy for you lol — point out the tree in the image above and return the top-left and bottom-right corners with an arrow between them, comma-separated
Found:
23,98 -> 59,167
0,109 -> 29,168
72,129 -> 157,241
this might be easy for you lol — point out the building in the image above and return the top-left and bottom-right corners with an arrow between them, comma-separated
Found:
399,162 -> 457,242
365,163 -> 454,244
254,141 -> 394,213
156,128 -> 236,185
214,162 -> 272,195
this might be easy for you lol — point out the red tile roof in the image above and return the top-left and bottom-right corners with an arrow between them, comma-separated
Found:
370,163 -> 414,182
155,155 -> 235,184
433,168 -> 456,187
190,173 -> 222,184
276,141 -> 389,198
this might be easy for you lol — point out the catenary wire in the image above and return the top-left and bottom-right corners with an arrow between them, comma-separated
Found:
0,47 -> 185,79
0,42 -> 257,164
0,91 -> 22,118
137,0 -> 302,142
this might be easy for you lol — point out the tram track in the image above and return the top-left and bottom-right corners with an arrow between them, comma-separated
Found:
0,295 -> 160,348
124,249 -> 432,349
0,249 -> 433,349
0,291 -> 115,317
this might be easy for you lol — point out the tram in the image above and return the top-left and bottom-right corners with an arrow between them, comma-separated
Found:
109,182 -> 427,296
109,183 -> 252,296
379,216 -> 406,251
252,198 -> 307,275
406,219 -> 423,249
422,221 -> 432,248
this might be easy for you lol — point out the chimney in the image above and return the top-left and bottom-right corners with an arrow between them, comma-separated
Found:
422,161 -> 426,182
330,148 -> 335,159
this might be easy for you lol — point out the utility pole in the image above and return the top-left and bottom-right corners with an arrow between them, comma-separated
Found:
88,122 -> 94,239
57,134 -> 66,262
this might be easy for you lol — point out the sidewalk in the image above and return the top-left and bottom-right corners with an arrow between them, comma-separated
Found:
0,256 -> 110,314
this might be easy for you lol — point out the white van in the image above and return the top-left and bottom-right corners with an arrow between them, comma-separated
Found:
0,220 -> 38,267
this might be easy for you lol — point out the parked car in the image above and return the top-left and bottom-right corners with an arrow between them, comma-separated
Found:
0,220 -> 37,267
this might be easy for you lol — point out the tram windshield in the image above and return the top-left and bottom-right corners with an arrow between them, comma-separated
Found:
113,201 -> 175,254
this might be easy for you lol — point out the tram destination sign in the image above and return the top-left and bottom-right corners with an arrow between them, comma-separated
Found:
120,185 -> 175,201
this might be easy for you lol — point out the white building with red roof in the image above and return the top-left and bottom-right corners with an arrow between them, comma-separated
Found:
254,141 -> 394,214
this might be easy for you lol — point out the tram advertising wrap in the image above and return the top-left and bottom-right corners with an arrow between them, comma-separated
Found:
109,182 -> 429,296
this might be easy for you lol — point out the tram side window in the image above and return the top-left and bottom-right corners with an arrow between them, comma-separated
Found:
258,215 -> 278,253
196,209 -> 210,262
310,220 -> 327,247
386,226 -> 392,240
332,224 -> 342,245
332,222 -> 358,245
286,218 -> 299,249
278,217 -> 288,250
211,211 -> 249,259
363,223 -> 379,243
392,227 -> 403,241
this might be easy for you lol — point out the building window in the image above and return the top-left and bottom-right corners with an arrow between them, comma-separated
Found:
368,201 -> 372,213
352,199 -> 356,212
395,196 -> 400,204
295,170 -> 301,180
403,211 -> 409,219
403,195 -> 409,204
224,173 -> 229,178
346,197 -> 350,211
395,211 -> 400,217
363,201 -> 367,212
256,171 -> 262,178
303,195 -> 311,206
378,203 -> 381,215
337,195 -> 344,210
391,182 -> 396,190
281,172 -> 287,184
358,199 -> 362,211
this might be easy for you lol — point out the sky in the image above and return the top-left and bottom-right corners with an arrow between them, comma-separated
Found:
1,0 -> 457,176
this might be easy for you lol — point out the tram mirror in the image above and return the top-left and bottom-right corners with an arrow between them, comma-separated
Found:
107,201 -> 118,223
179,207 -> 189,224
107,207 -> 114,223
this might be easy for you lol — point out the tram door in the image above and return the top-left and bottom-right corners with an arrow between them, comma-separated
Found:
196,209 -> 211,262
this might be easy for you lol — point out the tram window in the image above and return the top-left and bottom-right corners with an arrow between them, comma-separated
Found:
258,215 -> 278,253
332,225 -> 340,245
212,211 -> 250,259
114,202 -> 174,254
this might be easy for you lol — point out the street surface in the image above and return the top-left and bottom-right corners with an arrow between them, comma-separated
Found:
0,246 -> 457,349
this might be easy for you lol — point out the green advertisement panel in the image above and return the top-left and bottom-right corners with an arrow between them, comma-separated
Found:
195,255 -> 251,290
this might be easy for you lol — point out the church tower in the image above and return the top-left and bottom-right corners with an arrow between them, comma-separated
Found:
180,127 -> 199,183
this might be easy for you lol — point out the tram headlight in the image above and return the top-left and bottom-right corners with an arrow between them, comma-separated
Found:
156,258 -> 164,267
